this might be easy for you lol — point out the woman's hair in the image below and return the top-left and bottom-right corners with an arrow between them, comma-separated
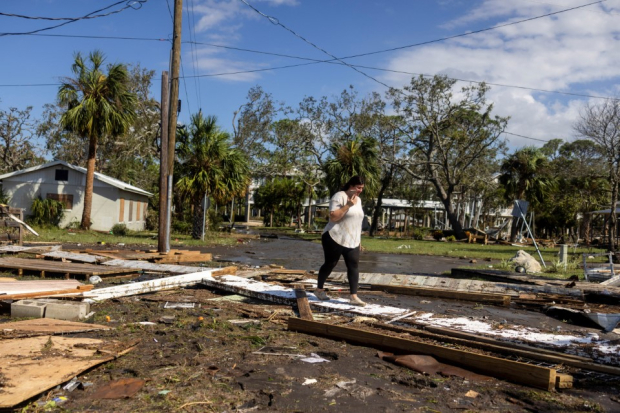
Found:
342,175 -> 365,191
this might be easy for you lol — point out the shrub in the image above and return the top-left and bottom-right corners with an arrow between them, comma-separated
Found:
207,209 -> 224,230
432,230 -> 444,240
411,227 -> 427,240
172,219 -> 192,235
111,223 -> 128,236
445,235 -> 456,242
29,197 -> 64,227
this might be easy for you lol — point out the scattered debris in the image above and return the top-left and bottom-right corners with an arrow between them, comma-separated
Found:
90,378 -> 145,399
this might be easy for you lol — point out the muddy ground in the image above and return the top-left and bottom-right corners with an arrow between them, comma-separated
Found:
3,237 -> 620,412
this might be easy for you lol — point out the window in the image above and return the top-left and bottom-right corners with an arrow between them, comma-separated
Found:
47,194 -> 73,210
55,169 -> 69,181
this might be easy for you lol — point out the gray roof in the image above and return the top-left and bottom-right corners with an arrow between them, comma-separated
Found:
0,160 -> 153,197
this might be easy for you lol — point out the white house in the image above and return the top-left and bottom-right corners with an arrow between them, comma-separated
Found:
0,160 -> 153,231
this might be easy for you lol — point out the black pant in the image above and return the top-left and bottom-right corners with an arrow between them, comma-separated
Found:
317,231 -> 360,294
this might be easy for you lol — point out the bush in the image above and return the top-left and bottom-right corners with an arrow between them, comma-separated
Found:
207,209 -> 224,230
445,235 -> 456,242
172,219 -> 192,235
111,223 -> 128,236
29,197 -> 64,227
410,227 -> 427,240
432,230 -> 444,240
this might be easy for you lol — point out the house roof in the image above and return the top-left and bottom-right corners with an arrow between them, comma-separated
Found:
0,160 -> 153,197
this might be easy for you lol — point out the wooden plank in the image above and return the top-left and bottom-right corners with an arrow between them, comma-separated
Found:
152,253 -> 212,264
42,251 -> 111,264
1,285 -> 94,300
0,257 -> 135,276
372,322 -> 593,369
399,321 -> 591,362
0,279 -> 84,294
371,284 -> 511,307
0,336 -> 136,408
1,318 -> 110,336
293,284 -> 313,321
82,266 -> 237,301
101,259 -> 202,274
288,318 -> 556,391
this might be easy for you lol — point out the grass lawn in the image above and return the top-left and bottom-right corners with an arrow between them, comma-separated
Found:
24,226 -> 241,248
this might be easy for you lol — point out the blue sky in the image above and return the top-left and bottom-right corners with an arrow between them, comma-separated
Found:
1,0 -> 619,149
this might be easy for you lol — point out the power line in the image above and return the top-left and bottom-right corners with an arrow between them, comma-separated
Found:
186,0 -> 202,110
0,1 -> 148,21
0,0 -> 148,37
239,0 -> 392,89
502,131 -> 551,143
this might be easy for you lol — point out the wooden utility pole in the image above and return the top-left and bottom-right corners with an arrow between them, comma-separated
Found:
157,71 -> 170,253
158,0 -> 183,253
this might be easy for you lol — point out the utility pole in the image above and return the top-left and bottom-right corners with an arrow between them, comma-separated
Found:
157,71 -> 170,253
159,0 -> 183,253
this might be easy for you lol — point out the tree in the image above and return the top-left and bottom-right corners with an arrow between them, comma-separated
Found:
42,64 -> 159,192
57,50 -> 137,229
574,99 -> 620,251
0,105 -> 44,173
499,147 -> 556,242
176,113 -> 250,239
387,75 -> 508,239
323,135 -> 380,195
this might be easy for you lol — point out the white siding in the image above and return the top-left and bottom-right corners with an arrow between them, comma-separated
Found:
1,165 -> 149,232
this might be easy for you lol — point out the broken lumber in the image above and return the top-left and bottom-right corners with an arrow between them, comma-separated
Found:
42,251 -> 110,264
372,322 -> 594,369
371,284 -> 511,307
0,336 -> 137,408
82,267 -> 237,301
0,284 -> 94,301
288,317 -> 558,391
293,284 -> 313,321
556,373 -> 573,389
101,259 -> 206,274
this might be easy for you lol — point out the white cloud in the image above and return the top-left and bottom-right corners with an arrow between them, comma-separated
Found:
379,0 -> 620,148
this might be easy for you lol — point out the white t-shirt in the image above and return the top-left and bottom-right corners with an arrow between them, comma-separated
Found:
323,191 -> 364,248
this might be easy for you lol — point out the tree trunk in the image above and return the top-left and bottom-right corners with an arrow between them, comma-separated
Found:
430,179 -> 465,239
192,196 -> 204,240
81,136 -> 97,230
370,166 -> 393,236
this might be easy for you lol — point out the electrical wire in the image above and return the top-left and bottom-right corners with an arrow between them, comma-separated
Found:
0,1 -> 147,21
186,0 -> 203,110
0,1 -> 148,37
502,131 -> 551,142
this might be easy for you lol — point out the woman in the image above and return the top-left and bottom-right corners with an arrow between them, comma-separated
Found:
314,176 -> 367,306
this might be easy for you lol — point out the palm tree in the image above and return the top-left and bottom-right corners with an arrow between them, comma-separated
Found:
499,147 -> 556,242
323,135 -> 380,196
58,50 -> 136,229
176,113 -> 250,239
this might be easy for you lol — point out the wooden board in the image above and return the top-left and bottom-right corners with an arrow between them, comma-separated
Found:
1,318 -> 110,336
101,259 -> 205,274
0,279 -> 84,295
1,284 -> 94,300
293,284 -> 313,321
42,251 -> 111,264
0,277 -> 16,282
0,257 -> 136,276
82,266 -> 237,301
152,253 -> 212,264
288,318 -> 557,391
371,284 -> 511,306
0,336 -> 137,408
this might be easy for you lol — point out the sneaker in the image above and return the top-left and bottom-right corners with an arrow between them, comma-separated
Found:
314,289 -> 330,301
349,296 -> 367,307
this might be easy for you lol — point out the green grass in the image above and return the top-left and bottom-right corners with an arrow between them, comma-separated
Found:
24,226 -> 240,247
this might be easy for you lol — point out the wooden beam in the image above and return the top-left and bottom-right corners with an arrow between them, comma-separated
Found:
372,322 -> 594,371
293,284 -> 313,321
0,285 -> 94,300
288,317 -> 557,391
397,320 -> 591,362
556,373 -> 573,389
371,284 -> 511,307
